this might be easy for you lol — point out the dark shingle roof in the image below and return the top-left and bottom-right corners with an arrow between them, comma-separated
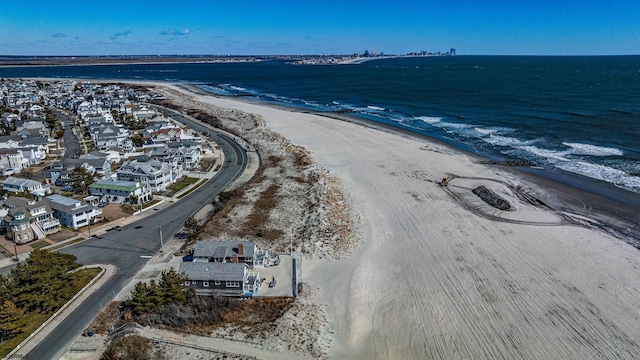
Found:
193,240 -> 256,259
178,262 -> 246,281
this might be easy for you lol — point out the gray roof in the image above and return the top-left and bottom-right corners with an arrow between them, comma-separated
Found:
178,262 -> 247,281
45,194 -> 94,215
19,136 -> 49,146
63,158 -> 108,170
193,240 -> 256,259
0,135 -> 21,143
3,196 -> 52,220
2,176 -> 42,188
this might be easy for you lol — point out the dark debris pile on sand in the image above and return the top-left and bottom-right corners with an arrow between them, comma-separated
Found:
472,185 -> 513,211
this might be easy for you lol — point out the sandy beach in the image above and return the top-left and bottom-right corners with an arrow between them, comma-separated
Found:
150,83 -> 640,360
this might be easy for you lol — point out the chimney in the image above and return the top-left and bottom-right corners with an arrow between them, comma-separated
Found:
237,243 -> 244,255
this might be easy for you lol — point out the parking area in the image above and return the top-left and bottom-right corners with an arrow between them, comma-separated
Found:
255,254 -> 294,297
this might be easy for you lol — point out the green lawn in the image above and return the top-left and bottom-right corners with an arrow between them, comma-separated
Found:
29,240 -> 50,250
166,176 -> 199,195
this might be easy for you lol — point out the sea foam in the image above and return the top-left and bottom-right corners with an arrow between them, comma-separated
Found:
562,142 -> 624,156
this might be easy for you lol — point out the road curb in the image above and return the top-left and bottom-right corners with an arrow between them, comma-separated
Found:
4,264 -> 116,360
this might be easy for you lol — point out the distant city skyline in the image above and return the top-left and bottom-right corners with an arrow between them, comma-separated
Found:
1,0 -> 639,56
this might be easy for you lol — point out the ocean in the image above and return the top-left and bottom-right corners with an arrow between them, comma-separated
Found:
2,56 -> 639,195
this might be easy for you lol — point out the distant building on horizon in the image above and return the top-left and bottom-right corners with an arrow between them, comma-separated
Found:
450,48 -> 456,55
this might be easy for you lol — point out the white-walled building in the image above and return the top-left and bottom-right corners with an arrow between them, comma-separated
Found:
89,180 -> 152,204
45,194 -> 102,230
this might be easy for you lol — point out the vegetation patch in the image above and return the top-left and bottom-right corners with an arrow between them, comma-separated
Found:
28,240 -> 50,250
0,250 -> 98,357
199,159 -> 216,172
176,179 -> 205,199
142,199 -> 162,209
102,334 -> 166,360
120,204 -> 136,215
166,176 -> 199,196
89,301 -> 124,335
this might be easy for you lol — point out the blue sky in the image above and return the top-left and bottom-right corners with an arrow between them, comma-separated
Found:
1,0 -> 639,56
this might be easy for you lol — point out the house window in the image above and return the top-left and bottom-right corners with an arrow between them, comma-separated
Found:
226,281 -> 240,288
203,281 -> 209,287
214,280 -> 220,285
191,280 -> 196,285
184,281 -> 190,286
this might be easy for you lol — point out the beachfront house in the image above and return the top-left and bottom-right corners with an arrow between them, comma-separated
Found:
191,240 -> 271,268
178,262 -> 261,297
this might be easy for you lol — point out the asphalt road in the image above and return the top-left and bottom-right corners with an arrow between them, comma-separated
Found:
23,122 -> 248,359
51,109 -> 81,160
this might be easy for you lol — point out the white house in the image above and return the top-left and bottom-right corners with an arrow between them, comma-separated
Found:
0,149 -> 28,175
45,194 -> 102,230
89,180 -> 152,204
116,160 -> 175,192
2,176 -> 50,197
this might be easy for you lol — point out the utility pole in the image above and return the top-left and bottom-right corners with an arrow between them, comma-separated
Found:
13,240 -> 18,261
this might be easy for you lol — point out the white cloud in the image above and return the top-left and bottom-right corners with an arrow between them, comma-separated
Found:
159,28 -> 191,36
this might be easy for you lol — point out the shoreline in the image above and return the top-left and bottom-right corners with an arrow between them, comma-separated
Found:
164,84 -> 640,359
16,77 -> 640,358
179,82 -> 640,248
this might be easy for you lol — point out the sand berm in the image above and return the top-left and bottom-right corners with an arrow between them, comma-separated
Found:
154,82 -> 640,360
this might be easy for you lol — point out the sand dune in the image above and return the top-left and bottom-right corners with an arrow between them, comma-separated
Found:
170,86 -> 640,359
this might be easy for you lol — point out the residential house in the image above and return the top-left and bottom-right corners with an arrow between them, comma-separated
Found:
93,125 -> 130,151
15,147 -> 45,166
19,136 -> 50,156
0,135 -> 21,149
178,262 -> 261,297
0,149 -> 27,175
89,180 -> 151,204
148,128 -> 183,144
46,156 -> 110,187
76,154 -> 112,179
116,159 -> 175,192
132,106 -> 156,121
45,194 -> 102,230
15,119 -> 46,133
191,240 -> 270,268
6,211 -> 33,244
2,176 -> 49,197
1,112 -> 19,127
1,196 -> 61,243
168,141 -> 202,170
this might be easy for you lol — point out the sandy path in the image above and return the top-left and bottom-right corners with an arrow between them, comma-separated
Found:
172,87 -> 640,359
